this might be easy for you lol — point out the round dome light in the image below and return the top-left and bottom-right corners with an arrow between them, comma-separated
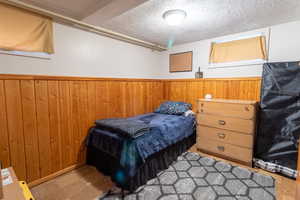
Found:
163,9 -> 187,26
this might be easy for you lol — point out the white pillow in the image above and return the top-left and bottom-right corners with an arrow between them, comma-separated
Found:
184,110 -> 195,117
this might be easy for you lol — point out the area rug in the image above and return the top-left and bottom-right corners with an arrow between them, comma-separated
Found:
100,152 -> 276,200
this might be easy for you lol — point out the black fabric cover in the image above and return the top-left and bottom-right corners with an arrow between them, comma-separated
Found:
255,61 -> 300,170
86,132 -> 196,192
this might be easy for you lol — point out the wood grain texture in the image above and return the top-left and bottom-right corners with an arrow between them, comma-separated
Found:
48,81 -> 62,173
164,78 -> 261,111
0,75 -> 164,185
4,80 -> 27,180
20,80 -> 40,182
35,80 -> 52,178
198,126 -> 253,148
197,114 -> 255,134
59,81 -> 73,168
0,75 -> 299,185
197,99 -> 256,120
0,80 -> 10,168
197,138 -> 253,164
3,75 -> 290,185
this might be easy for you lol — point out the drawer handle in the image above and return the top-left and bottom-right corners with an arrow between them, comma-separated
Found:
217,146 -> 225,152
217,133 -> 226,139
218,120 -> 226,125
245,106 -> 249,111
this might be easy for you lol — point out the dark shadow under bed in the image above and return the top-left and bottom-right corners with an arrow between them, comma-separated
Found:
86,131 -> 196,192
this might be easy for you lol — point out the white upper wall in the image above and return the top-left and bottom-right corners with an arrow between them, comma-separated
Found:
0,23 -> 163,79
1,20 -> 300,79
159,20 -> 300,79
268,21 -> 300,62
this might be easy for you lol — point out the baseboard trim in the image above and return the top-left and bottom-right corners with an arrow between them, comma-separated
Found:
28,163 -> 85,188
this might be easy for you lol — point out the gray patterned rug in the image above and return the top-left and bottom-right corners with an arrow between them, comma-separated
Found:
100,152 -> 276,200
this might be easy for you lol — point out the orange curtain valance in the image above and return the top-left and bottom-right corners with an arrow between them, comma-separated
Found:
210,36 -> 267,63
0,3 -> 54,54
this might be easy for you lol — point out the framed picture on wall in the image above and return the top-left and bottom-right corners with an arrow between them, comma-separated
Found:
169,51 -> 193,72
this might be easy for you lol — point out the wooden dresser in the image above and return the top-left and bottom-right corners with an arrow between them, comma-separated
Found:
196,99 -> 257,166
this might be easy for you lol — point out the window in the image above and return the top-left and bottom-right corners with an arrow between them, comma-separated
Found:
209,35 -> 267,68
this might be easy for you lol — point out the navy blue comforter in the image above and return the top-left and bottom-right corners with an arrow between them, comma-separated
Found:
86,113 -> 196,177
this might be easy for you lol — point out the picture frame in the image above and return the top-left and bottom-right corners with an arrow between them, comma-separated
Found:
169,51 -> 193,72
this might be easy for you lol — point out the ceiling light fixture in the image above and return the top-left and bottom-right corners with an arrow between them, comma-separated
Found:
163,9 -> 187,26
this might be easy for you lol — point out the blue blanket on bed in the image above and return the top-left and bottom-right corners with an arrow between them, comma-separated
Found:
86,113 -> 196,177
95,118 -> 150,138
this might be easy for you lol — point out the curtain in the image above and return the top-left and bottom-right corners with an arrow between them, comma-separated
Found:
0,3 -> 54,54
209,36 -> 267,63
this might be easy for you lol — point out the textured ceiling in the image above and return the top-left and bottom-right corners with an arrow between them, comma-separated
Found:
83,0 -> 150,25
18,0 -> 115,19
91,0 -> 300,46
18,0 -> 300,46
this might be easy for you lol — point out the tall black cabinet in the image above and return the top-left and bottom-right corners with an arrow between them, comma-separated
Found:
255,62 -> 300,178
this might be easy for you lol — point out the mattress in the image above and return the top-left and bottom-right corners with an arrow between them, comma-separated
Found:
86,112 -> 196,177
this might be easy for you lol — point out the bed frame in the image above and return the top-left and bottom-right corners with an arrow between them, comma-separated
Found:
86,131 -> 196,192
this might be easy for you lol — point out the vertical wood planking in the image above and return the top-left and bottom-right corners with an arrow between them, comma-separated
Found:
35,80 -> 52,177
163,81 -> 170,101
70,81 -> 81,164
119,82 -> 128,117
4,80 -> 26,180
0,75 -> 262,185
78,81 -> 89,163
125,82 -> 135,117
203,80 -> 217,98
20,80 -> 40,182
152,81 -> 164,109
133,82 -> 145,115
59,81 -> 73,168
228,80 -> 241,100
186,80 -> 204,111
96,81 -> 109,119
169,81 -> 187,102
204,80 -> 228,99
48,81 -> 62,173
145,82 -> 153,113
107,81 -> 123,118
87,81 -> 96,125
164,79 -> 260,110
0,80 -> 10,168
254,80 -> 262,100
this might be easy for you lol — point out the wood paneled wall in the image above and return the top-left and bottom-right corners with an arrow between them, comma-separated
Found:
0,74 -> 164,185
8,75 -> 299,185
1,75 -> 299,183
163,77 -> 262,112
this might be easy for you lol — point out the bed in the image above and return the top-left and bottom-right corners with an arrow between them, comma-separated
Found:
85,102 -> 196,192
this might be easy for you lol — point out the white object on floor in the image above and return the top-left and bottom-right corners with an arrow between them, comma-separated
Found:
1,168 -> 13,186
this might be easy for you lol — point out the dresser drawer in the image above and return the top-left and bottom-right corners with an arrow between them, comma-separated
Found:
197,114 -> 255,134
198,101 -> 256,119
197,138 -> 252,163
198,126 -> 253,148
